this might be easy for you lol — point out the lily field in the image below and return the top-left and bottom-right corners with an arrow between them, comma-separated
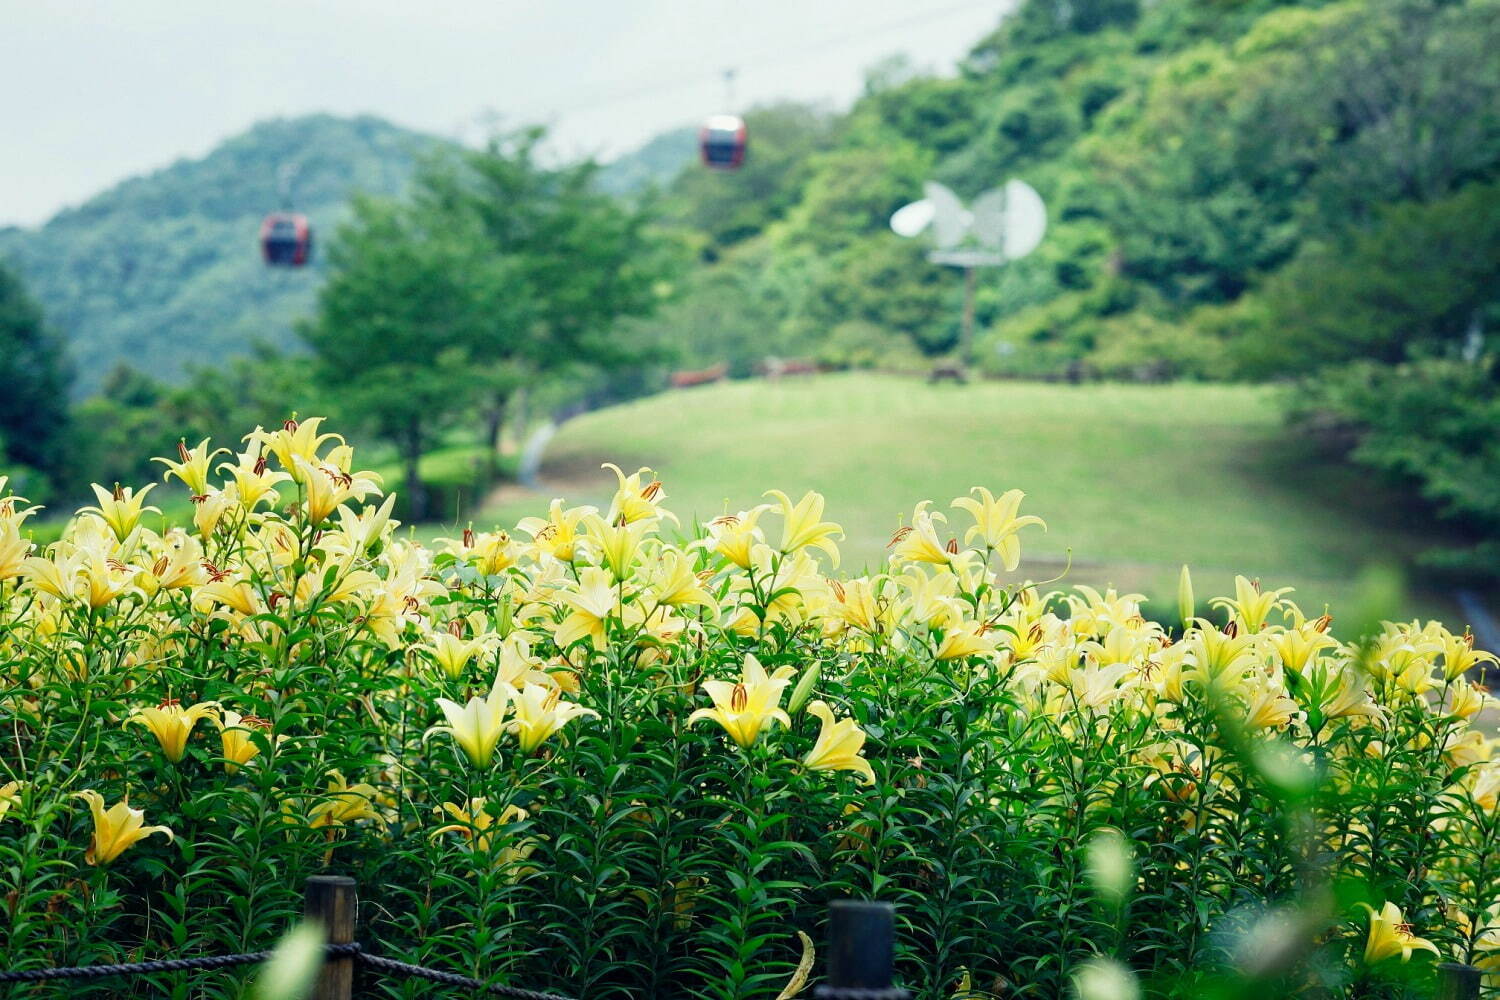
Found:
1,406 -> 1498,998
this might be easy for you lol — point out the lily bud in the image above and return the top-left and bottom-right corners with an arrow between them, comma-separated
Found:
787,662 -> 821,715
1178,565 -> 1194,631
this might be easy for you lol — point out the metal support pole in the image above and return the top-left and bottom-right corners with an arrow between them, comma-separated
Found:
1436,962 -> 1481,1000
814,900 -> 910,1000
959,266 -> 977,368
304,875 -> 358,1000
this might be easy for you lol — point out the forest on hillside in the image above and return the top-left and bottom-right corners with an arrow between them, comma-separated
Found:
2,0 -> 1497,572
0,115 -> 441,393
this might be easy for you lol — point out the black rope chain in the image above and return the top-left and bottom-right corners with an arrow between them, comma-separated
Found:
357,951 -> 576,1000
0,942 -> 577,1000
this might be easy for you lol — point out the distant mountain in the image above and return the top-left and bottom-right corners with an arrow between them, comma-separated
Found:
0,114 -> 446,394
595,125 -> 698,196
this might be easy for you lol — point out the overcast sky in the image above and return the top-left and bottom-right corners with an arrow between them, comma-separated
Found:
0,1 -> 1011,228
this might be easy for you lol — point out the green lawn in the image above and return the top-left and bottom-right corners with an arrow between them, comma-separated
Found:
475,373 -> 1472,626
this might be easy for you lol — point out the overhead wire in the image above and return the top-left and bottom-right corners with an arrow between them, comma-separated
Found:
462,0 -> 1005,132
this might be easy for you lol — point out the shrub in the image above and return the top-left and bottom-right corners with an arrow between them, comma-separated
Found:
1,422 -> 1497,999
1294,358 -> 1500,583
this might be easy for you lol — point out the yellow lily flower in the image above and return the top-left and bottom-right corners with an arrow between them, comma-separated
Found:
764,489 -> 842,566
470,530 -> 519,576
191,488 -> 236,541
1468,763 -> 1500,812
1065,662 -> 1136,711
135,533 -> 208,596
889,501 -> 954,566
81,483 -> 159,542
330,492 -> 398,555
1358,901 -> 1440,964
1439,627 -> 1499,683
603,463 -> 675,525
215,710 -> 273,773
802,701 -> 875,784
217,440 -> 292,509
1210,576 -> 1294,633
71,790 -> 173,865
291,457 -> 382,525
308,771 -> 382,829
555,566 -> 618,649
582,513 -> 652,580
0,522 -> 33,581
1317,664 -> 1386,722
0,780 -> 26,822
1445,729 -> 1491,770
689,654 -> 797,748
935,622 -> 996,661
422,626 -> 497,680
517,499 -> 596,562
951,487 -> 1046,571
826,576 -> 891,636
1241,675 -> 1300,731
503,681 -> 600,754
197,579 -> 262,617
898,568 -> 962,629
1449,681 -> 1489,721
245,417 -> 345,479
1186,620 -> 1257,685
432,799 -> 537,874
79,550 -> 136,609
0,481 -> 40,525
649,549 -> 715,610
155,438 -> 225,496
1268,619 -> 1338,675
699,508 -> 767,569
125,699 -> 221,762
427,689 -> 509,767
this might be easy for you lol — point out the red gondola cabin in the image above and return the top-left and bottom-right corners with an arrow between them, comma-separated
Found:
260,212 -> 312,267
699,115 -> 747,170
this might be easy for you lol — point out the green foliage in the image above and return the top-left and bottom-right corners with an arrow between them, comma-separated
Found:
663,104 -> 841,253
303,195 -> 527,520
1295,358 -> 1500,581
304,129 -> 672,520
0,263 -> 71,487
1251,181 -> 1500,373
0,115 -> 440,393
4,426 -> 1496,999
647,0 -> 1500,383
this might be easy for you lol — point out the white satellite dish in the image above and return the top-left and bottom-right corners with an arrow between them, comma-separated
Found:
888,178 -> 1049,367
890,179 -> 1047,264
889,199 -> 935,238
993,179 -> 1046,260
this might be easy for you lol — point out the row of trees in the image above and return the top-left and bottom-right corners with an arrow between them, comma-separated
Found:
0,267 -> 71,499
305,129 -> 672,518
2,131 -> 675,519
630,0 -> 1500,579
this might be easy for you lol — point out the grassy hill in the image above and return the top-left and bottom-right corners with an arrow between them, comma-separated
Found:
0,114 -> 444,394
475,373 -> 1471,624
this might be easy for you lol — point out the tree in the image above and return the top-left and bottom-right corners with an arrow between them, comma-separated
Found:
302,197 -> 530,520
1250,181 -> 1500,374
0,262 -> 72,491
662,103 -> 840,252
417,129 -> 674,455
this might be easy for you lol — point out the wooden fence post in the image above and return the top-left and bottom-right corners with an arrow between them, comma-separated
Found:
1436,962 -> 1481,1000
303,875 -> 358,1000
814,899 -> 910,1000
